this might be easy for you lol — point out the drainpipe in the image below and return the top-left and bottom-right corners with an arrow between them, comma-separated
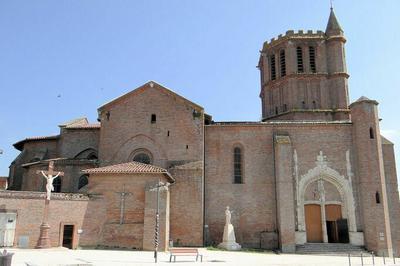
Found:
272,130 -> 280,250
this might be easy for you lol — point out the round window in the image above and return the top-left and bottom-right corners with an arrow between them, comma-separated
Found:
133,153 -> 151,164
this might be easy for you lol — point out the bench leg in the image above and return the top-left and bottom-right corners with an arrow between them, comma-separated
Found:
196,255 -> 198,261
170,255 -> 172,262
174,255 -> 176,262
201,255 -> 203,262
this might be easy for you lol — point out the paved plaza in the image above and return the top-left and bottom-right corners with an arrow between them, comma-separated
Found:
3,248 -> 399,266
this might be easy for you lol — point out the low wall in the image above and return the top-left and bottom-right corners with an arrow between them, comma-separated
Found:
0,190 -> 88,248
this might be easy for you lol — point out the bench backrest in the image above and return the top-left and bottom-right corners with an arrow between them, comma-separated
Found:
169,248 -> 199,254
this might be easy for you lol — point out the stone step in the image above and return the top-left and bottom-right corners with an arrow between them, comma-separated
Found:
296,243 -> 368,255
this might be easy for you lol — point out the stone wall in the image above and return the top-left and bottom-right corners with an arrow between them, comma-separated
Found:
0,191 -> 88,249
58,128 -> 100,159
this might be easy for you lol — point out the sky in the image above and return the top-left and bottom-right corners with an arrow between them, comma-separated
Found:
0,1 -> 399,180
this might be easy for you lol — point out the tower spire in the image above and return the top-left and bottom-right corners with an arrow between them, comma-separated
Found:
325,5 -> 343,36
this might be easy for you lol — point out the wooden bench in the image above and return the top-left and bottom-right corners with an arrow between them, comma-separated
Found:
169,248 -> 203,262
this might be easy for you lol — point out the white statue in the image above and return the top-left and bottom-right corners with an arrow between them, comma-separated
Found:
225,206 -> 232,225
40,171 -> 61,200
218,206 -> 241,251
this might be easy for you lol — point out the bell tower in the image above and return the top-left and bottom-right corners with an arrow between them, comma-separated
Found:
258,8 -> 350,121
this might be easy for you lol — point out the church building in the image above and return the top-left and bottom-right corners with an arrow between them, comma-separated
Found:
1,8 -> 400,256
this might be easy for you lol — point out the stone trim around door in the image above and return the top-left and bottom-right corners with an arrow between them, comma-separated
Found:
295,151 -> 364,246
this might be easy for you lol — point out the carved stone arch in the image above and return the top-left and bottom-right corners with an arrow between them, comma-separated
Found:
74,148 -> 98,160
298,164 -> 356,233
112,134 -> 167,167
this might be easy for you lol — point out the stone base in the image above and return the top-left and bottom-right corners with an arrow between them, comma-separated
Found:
295,231 -> 307,245
36,223 -> 51,249
349,232 -> 364,246
281,243 -> 296,253
218,241 -> 242,251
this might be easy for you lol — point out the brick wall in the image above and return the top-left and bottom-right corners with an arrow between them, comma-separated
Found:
205,122 -> 362,248
79,172 -> 170,250
0,191 -> 88,248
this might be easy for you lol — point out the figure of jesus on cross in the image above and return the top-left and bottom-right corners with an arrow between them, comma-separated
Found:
35,160 -> 64,249
37,161 -> 64,200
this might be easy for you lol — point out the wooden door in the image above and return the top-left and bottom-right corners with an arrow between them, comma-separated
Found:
325,204 -> 342,221
305,204 -> 323,242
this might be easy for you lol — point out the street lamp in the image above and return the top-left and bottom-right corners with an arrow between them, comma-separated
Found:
149,179 -> 170,263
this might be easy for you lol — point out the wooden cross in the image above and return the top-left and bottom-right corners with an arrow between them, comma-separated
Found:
116,185 -> 132,225
36,161 -> 64,200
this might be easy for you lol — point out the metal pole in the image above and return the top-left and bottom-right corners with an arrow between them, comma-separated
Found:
154,179 -> 160,263
383,251 -> 386,265
394,254 -> 396,264
361,252 -> 364,266
348,253 -> 351,266
372,251 -> 375,266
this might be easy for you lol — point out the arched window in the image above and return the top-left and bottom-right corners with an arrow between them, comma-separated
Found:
133,153 -> 152,164
87,152 -> 98,160
279,50 -> 286,77
78,175 -> 89,190
74,149 -> 98,160
233,147 -> 243,184
370,127 -> 375,139
53,177 -> 62,193
296,46 -> 304,73
375,191 -> 381,204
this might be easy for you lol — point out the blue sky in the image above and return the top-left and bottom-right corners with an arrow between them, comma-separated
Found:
0,1 -> 399,179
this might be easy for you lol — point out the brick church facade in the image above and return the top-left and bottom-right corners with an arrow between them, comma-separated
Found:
2,9 -> 400,255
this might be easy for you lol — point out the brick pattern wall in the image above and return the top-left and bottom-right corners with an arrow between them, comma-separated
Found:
382,142 -> 400,256
205,122 -> 361,248
0,191 -> 88,248
80,173 -> 169,250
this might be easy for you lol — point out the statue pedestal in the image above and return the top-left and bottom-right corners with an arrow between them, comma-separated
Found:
218,224 -> 241,251
36,223 -> 51,249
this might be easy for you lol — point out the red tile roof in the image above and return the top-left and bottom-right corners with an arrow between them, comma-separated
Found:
13,135 -> 60,151
83,162 -> 174,182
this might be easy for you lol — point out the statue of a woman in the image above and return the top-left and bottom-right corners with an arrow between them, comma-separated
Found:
225,206 -> 231,225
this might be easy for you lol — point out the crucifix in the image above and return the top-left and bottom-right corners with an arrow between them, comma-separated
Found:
38,161 -> 64,200
116,185 -> 132,225
35,160 -> 64,249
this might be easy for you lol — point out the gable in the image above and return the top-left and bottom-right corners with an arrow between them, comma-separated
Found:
98,81 -> 203,112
